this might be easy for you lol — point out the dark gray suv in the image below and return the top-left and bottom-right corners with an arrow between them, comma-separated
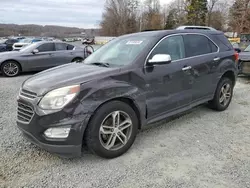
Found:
17,29 -> 238,158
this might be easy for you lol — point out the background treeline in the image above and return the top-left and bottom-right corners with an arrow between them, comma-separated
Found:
0,24 -> 100,38
100,0 -> 250,36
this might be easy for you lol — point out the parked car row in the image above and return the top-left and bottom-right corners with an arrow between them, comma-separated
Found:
0,41 -> 94,77
0,37 -> 62,52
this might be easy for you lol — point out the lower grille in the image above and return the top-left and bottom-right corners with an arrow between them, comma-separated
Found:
17,102 -> 34,123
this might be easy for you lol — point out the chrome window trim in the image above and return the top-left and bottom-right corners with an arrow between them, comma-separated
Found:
144,33 -> 220,67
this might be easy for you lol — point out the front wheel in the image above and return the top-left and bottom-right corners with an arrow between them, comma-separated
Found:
85,101 -> 138,158
1,61 -> 21,77
208,77 -> 233,111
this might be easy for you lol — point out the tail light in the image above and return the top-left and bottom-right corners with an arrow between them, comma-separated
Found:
234,51 -> 239,63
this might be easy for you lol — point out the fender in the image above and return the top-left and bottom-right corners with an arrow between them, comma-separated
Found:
212,58 -> 238,95
77,77 -> 147,126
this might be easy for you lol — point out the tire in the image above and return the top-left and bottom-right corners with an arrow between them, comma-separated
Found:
71,57 -> 83,63
85,101 -> 139,159
208,77 -> 233,111
1,61 -> 21,77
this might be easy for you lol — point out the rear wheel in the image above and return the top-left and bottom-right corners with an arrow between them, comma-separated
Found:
1,61 -> 21,77
72,57 -> 83,63
85,101 -> 138,158
208,77 -> 233,111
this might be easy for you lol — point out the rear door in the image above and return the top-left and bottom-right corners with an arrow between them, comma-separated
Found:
53,43 -> 76,65
182,34 -> 219,103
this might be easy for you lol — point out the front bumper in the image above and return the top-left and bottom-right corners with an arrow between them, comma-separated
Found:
18,125 -> 82,157
239,61 -> 250,75
17,96 -> 91,158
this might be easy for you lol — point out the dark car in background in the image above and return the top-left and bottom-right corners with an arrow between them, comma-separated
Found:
0,43 -> 7,52
238,44 -> 250,75
1,38 -> 19,51
16,29 -> 238,159
0,41 -> 87,77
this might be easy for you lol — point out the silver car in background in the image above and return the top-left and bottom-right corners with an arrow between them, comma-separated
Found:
0,41 -> 87,77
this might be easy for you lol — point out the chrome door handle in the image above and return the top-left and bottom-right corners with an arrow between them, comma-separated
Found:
182,66 -> 192,71
213,57 -> 220,61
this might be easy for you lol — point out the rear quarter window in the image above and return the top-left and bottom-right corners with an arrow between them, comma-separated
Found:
67,44 -> 74,50
212,34 -> 233,52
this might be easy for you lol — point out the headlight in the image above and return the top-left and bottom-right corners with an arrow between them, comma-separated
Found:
39,85 -> 80,110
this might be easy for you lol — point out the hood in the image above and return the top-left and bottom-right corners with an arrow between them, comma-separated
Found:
0,51 -> 20,58
22,63 -> 119,96
239,51 -> 250,61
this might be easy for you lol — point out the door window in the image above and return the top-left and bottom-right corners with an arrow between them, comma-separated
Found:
55,43 -> 67,51
37,43 -> 55,52
150,35 -> 185,61
184,34 -> 218,57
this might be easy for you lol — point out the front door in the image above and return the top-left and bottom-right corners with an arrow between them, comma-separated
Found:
26,43 -> 56,70
144,35 -> 194,120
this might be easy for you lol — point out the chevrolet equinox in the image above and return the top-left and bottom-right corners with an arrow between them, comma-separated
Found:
17,30 -> 238,158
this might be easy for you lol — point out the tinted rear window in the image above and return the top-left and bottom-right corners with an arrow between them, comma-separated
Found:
67,44 -> 74,50
183,34 -> 216,57
212,34 -> 233,51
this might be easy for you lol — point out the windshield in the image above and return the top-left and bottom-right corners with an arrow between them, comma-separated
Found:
19,43 -> 37,52
84,35 -> 152,67
19,39 -> 32,43
0,39 -> 7,43
244,44 -> 250,52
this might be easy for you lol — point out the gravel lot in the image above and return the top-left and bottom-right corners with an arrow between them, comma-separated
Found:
0,74 -> 250,188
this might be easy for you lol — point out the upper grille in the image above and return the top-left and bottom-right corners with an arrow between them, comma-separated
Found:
20,89 -> 37,99
17,102 -> 34,123
15,45 -> 23,48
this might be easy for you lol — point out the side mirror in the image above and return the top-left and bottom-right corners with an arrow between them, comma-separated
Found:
32,49 -> 39,54
148,54 -> 172,64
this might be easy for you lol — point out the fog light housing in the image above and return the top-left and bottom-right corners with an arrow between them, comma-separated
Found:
44,126 -> 71,139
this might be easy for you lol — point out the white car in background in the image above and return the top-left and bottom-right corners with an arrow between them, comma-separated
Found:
12,38 -> 42,51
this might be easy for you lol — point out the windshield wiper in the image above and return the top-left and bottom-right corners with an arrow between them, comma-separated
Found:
89,62 -> 110,67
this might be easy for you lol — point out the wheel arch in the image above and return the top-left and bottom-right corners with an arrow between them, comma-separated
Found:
71,57 -> 83,62
1,59 -> 22,71
221,70 -> 236,86
89,97 -> 143,130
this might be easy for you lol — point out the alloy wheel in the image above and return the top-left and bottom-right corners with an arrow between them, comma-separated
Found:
99,111 -> 133,151
219,83 -> 232,106
3,62 -> 19,76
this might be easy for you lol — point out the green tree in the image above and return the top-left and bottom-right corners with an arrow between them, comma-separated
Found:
164,9 -> 177,29
187,0 -> 208,25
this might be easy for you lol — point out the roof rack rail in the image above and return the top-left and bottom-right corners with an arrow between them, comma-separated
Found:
176,25 -> 217,31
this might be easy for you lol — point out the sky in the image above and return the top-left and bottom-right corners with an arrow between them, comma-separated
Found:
0,0 -> 171,29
